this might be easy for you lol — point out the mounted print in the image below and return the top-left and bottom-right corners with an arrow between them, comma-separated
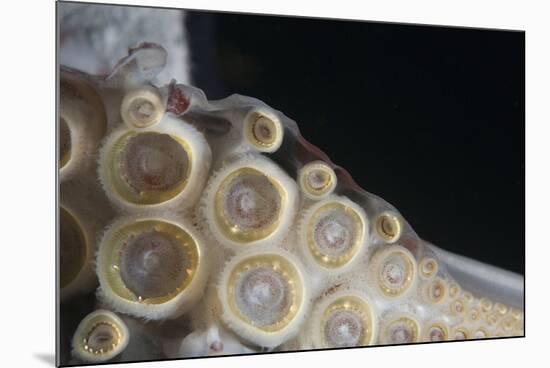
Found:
57,1 -> 525,366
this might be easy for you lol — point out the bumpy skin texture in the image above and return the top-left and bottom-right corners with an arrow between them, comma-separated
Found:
60,44 -> 523,364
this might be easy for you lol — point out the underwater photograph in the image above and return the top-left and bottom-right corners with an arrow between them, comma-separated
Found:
56,1 -> 525,366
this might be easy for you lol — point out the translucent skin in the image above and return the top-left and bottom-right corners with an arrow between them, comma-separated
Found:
234,266 -> 291,327
119,132 -> 189,194
63,44 -> 524,363
217,169 -> 282,236
118,229 -> 190,299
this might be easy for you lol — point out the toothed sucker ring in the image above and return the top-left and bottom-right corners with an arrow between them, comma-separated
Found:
58,39 -> 523,365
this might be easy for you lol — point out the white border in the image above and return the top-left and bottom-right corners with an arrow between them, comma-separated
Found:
2,1 -> 547,368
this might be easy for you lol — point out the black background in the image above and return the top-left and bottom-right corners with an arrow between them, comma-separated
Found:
187,11 -> 525,274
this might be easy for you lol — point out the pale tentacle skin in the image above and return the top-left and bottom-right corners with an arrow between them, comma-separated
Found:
60,181 -> 113,301
59,69 -> 107,182
61,44 -> 523,364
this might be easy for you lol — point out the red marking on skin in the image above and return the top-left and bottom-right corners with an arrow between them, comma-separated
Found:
167,84 -> 190,115
400,235 -> 419,254
210,341 -> 223,352
324,283 -> 343,297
